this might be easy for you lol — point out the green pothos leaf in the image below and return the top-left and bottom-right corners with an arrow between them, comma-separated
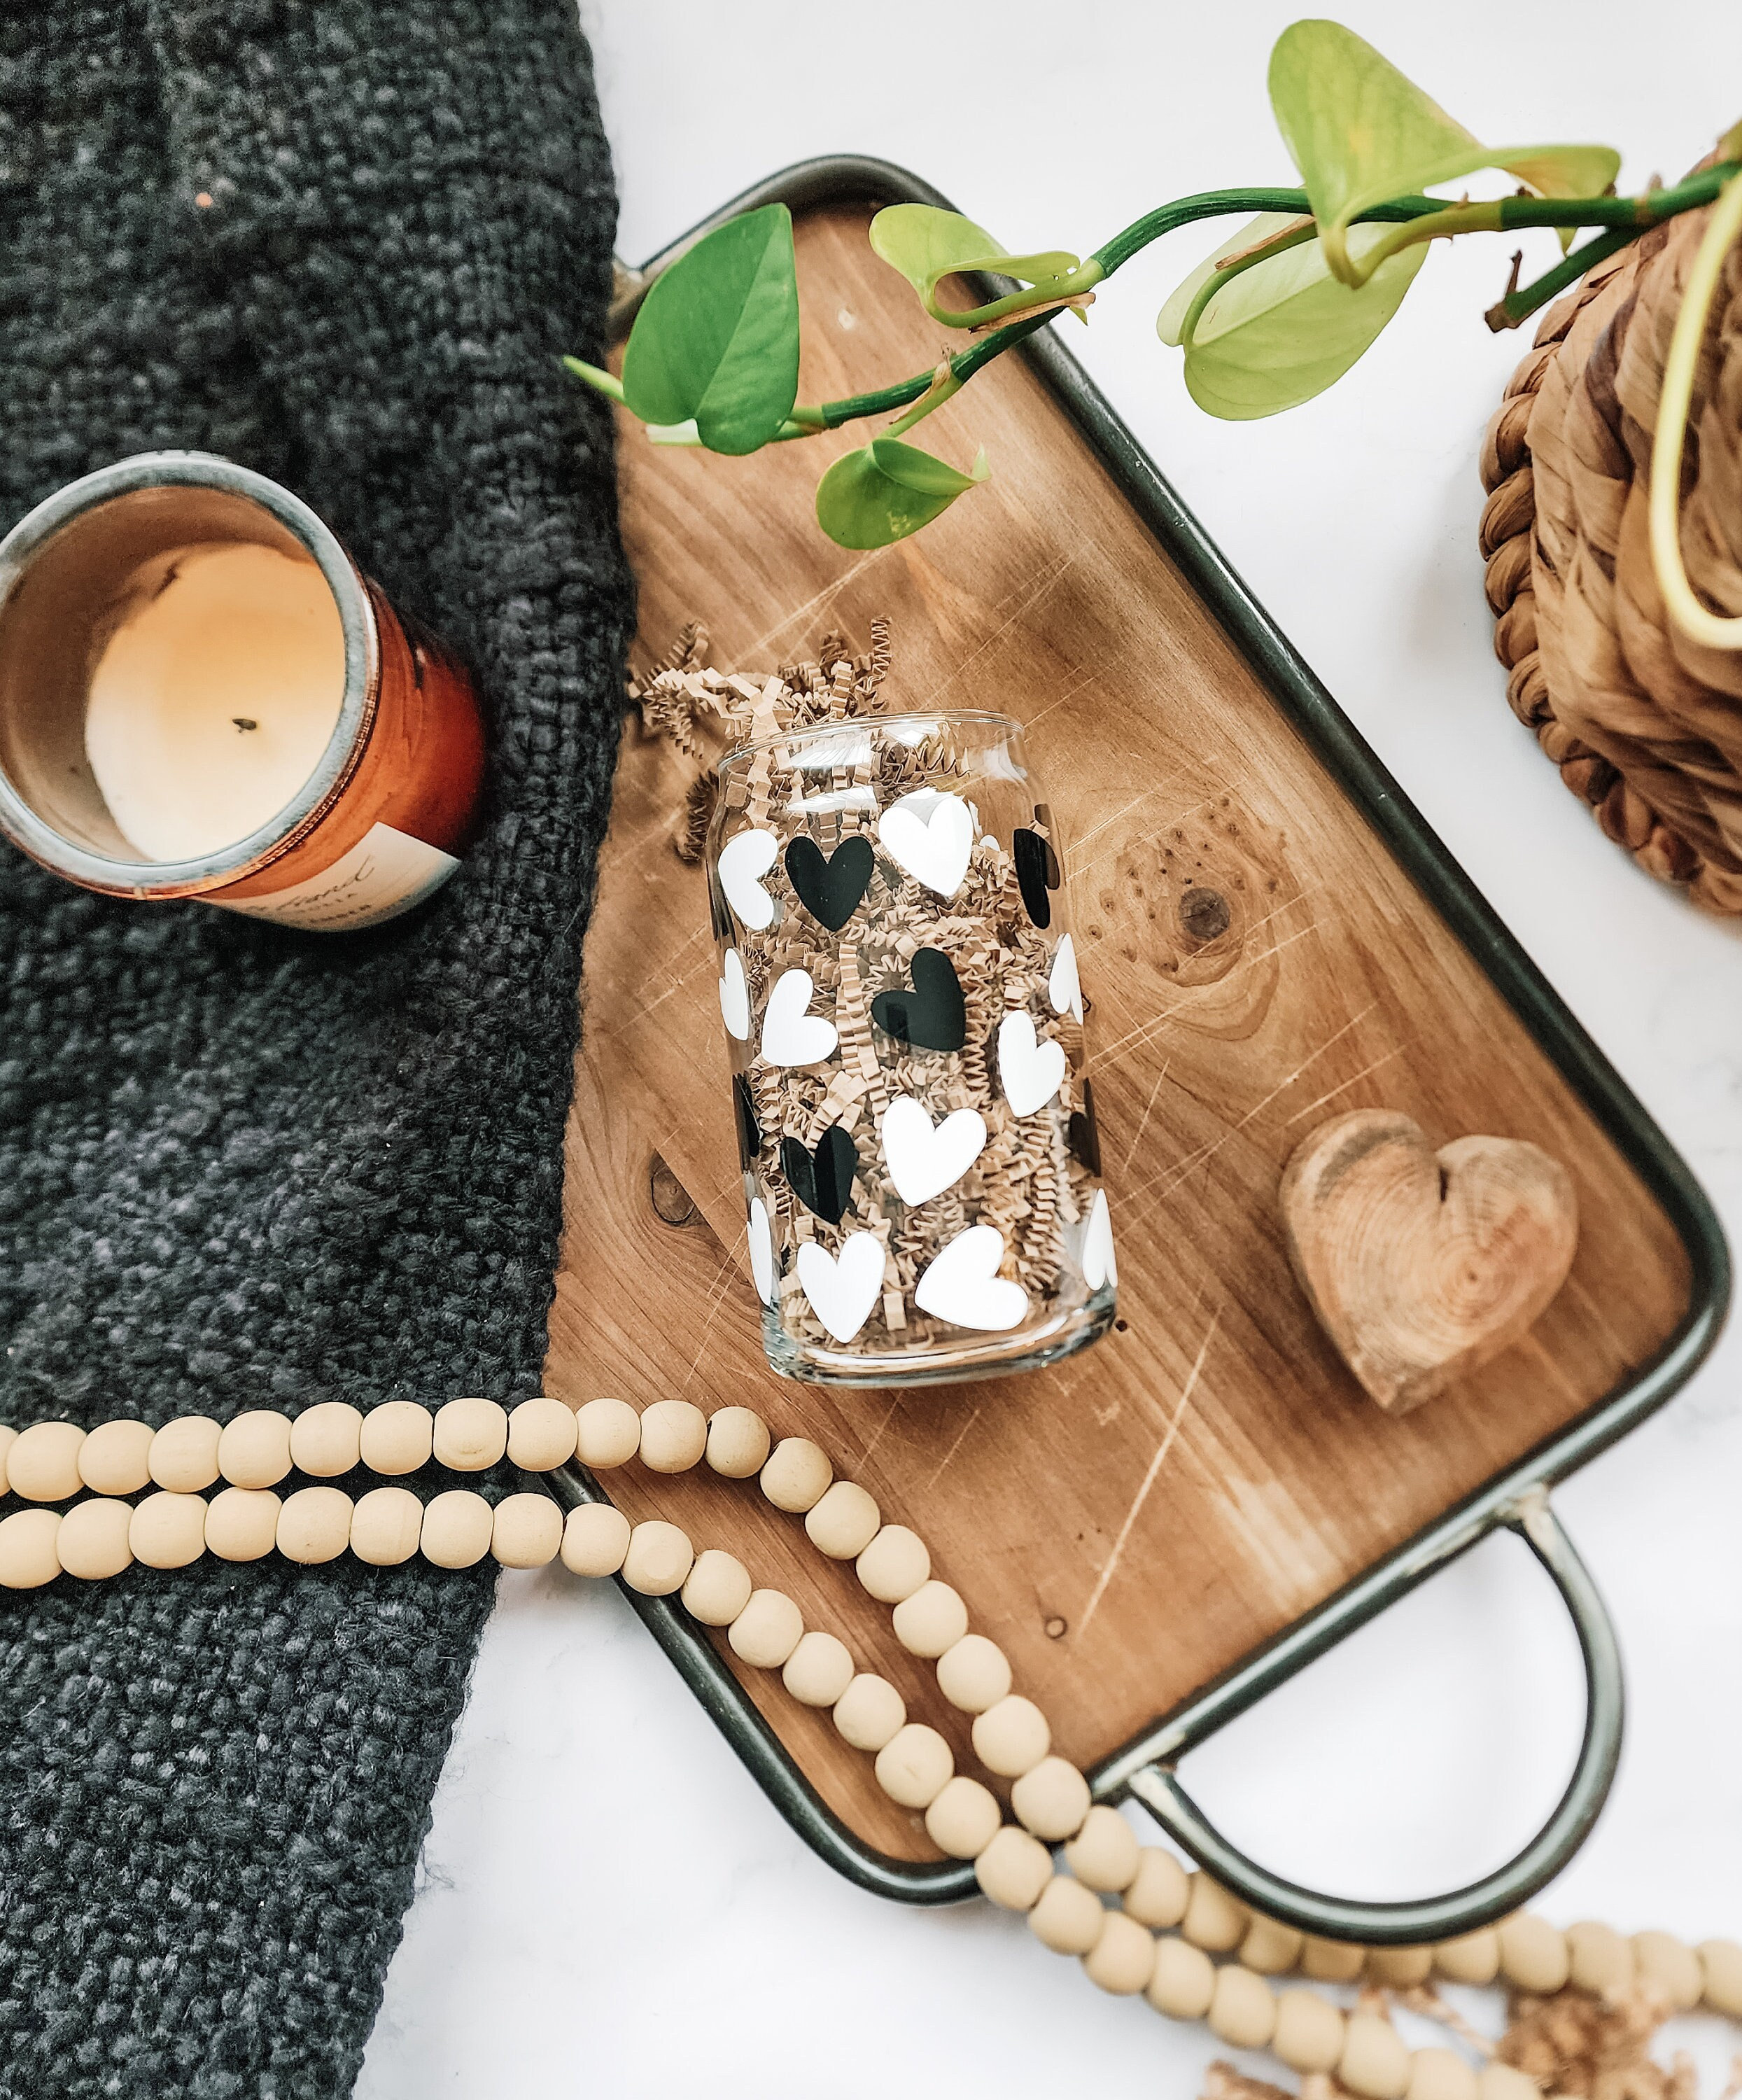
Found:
620,203 -> 800,454
1160,214 -> 1427,419
1268,21 -> 1620,282
815,437 -> 990,549
869,204 -> 1079,317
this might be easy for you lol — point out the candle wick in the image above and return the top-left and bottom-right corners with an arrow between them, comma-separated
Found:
232,718 -> 258,732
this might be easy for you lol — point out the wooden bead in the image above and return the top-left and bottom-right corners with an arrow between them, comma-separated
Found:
204,1488 -> 283,1563
349,1487 -> 424,1567
218,1410 -> 293,1490
1700,1938 -> 1742,2018
1028,1873 -> 1105,1955
1339,2012 -> 1412,2100
1240,1914 -> 1305,1975
148,1416 -> 220,1494
1274,1988 -> 1346,2074
781,1630 -> 855,1707
277,1486 -> 353,1564
856,1524 -> 930,1604
681,1548 -> 753,1626
759,1436 -> 831,1513
288,1401 -> 363,1479
505,1398 -> 577,1471
1083,1909 -> 1156,1994
1566,1920 -> 1634,1999
10,1421 -> 87,1502
1065,1805 -> 1141,1893
131,1491 -> 206,1569
358,1401 -> 433,1477
78,1419 -> 155,1496
420,1489 -> 493,1568
1368,1946 -> 1434,1988
704,1406 -> 771,1479
491,1493 -> 562,1568
804,1480 -> 880,1560
1433,1931 -> 1500,1986
573,1398 -> 641,1469
433,1396 -> 507,1472
892,1579 -> 968,1658
638,1399 -> 708,1474
975,1825 -> 1051,1911
1124,1846 -> 1190,1928
1181,1872 -> 1249,1953
971,1694 -> 1051,1779
0,1508 -> 60,1588
924,1776 -> 1002,1861
1407,2048 -> 1477,2100
0,1424 -> 14,1496
832,1672 -> 906,1752
1476,2067 -> 1541,2100
1498,1914 -> 1569,1995
621,1520 -> 694,1597
936,1634 -> 1012,1715
560,1502 -> 631,1576
875,1723 -> 954,1809
1303,1934 -> 1368,1983
1011,1756 -> 1091,1842
1146,1938 -> 1215,2021
726,1587 -> 803,1667
57,1497 -> 134,1581
1632,1929 -> 1702,2010
1209,1965 -> 1277,2050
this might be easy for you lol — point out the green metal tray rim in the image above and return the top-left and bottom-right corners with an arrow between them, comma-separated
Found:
586,153 -> 1730,1909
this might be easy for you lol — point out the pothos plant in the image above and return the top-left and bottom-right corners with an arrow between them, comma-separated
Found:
569,18 -> 1742,605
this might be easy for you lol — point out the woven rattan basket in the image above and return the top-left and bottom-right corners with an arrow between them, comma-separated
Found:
1481,197 -> 1742,912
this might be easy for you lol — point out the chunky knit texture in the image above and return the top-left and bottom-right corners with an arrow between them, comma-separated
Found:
0,5 -> 633,2094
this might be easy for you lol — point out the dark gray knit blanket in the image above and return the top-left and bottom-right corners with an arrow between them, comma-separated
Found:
0,4 -> 633,2093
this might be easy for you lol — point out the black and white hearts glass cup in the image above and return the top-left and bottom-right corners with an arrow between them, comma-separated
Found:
709,708 -> 1116,1387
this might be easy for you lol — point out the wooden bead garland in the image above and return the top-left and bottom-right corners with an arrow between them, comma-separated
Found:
6,1387 -> 1742,2100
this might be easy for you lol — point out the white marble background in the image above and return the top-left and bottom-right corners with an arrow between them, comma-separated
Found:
358,6 -> 1742,2092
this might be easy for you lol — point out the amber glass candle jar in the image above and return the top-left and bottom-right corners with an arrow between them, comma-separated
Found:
709,708 -> 1116,1387
0,452 -> 484,931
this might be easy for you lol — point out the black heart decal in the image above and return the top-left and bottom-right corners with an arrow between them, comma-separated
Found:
780,1124 -> 858,1226
1014,827 -> 1062,930
733,1072 -> 762,1170
1068,1078 -> 1102,1177
785,834 -> 875,932
871,946 -> 966,1054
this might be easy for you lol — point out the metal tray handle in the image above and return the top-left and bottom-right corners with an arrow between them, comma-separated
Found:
1125,1490 -> 1624,1946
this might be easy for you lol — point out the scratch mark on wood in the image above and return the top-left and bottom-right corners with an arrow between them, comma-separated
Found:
741,549 -> 890,661
677,1238 -> 751,1396
1275,1045 -> 1408,1130
920,551 -> 1079,705
1078,1309 -> 1221,1636
857,1396 -> 903,1469
924,1405 -> 983,1491
1120,1057 -> 1172,1172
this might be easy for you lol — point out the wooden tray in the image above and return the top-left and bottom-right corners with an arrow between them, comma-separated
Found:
542,160 -> 1726,1938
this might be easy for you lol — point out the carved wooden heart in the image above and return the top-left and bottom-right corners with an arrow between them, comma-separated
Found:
1280,1110 -> 1579,1415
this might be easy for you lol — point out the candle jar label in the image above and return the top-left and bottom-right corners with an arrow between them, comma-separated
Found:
212,822 -> 460,931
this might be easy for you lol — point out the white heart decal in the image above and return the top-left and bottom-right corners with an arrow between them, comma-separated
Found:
1048,933 -> 1083,1024
878,791 -> 974,899
1082,1188 -> 1117,1291
761,968 -> 838,1068
718,828 -> 780,930
997,1011 -> 1067,1116
718,946 -> 751,1041
915,1224 -> 1030,1331
881,1095 -> 987,1207
747,1195 -> 776,1305
797,1231 -> 887,1343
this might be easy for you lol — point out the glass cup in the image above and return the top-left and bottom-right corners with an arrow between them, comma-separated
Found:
708,708 -> 1116,1387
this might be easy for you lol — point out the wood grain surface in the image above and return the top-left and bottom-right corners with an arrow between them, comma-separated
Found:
544,203 -> 1691,1865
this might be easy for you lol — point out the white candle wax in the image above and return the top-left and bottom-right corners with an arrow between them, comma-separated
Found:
84,540 -> 345,862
